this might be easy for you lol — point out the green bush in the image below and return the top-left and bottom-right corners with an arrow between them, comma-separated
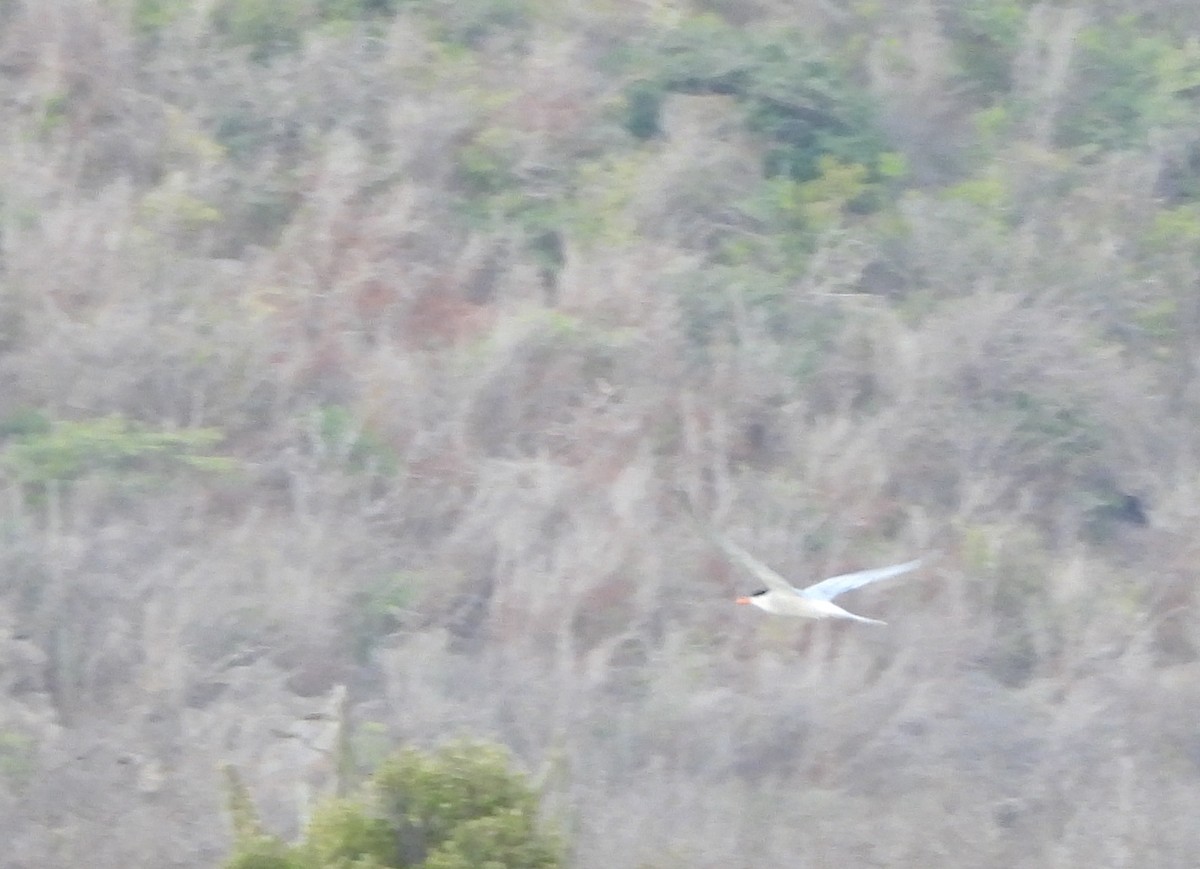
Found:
731,156 -> 886,278
225,838 -> 300,869
210,0 -> 310,60
620,16 -> 903,285
0,412 -> 233,489
672,263 -> 845,378
216,0 -> 407,51
345,572 -> 418,663
317,0 -> 403,20
417,0 -> 533,49
1056,19 -> 1200,151
0,729 -> 36,789
131,0 -> 191,37
622,80 -> 662,140
943,0 -> 1028,97
312,405 -> 398,476
304,799 -> 396,867
634,17 -> 889,184
451,124 -> 573,287
223,741 -> 563,869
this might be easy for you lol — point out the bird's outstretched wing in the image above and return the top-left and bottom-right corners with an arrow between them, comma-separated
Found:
802,559 -> 922,602
710,532 -> 799,596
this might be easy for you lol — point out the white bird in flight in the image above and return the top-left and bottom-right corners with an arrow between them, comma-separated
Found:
715,533 -> 923,625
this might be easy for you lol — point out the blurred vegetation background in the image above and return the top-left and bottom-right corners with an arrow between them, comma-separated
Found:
1,0 -> 1200,866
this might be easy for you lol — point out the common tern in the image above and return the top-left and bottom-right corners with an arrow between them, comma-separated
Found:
715,533 -> 922,625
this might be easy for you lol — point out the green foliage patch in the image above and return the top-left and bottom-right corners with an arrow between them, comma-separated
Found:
312,405 -> 398,476
672,263 -> 845,380
417,0 -> 534,50
451,124 -> 573,287
1057,19 -> 1200,152
318,0 -> 403,20
210,0 -> 310,60
732,155 -> 891,278
345,571 -> 419,662
627,17 -> 891,184
0,412 -> 233,490
224,741 -> 562,869
0,728 -> 36,788
208,0 -> 401,60
131,0 -> 191,38
943,0 -> 1028,97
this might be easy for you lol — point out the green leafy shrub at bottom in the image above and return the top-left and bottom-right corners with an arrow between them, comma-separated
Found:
223,740 -> 563,869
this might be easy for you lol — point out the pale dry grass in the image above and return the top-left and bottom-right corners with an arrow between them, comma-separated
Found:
1,1 -> 1199,867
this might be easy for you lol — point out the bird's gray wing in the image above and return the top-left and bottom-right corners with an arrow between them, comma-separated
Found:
711,532 -> 800,596
801,558 -> 922,602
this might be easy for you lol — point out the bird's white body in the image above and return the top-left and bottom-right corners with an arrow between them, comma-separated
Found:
714,532 -> 922,625
741,592 -> 886,624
